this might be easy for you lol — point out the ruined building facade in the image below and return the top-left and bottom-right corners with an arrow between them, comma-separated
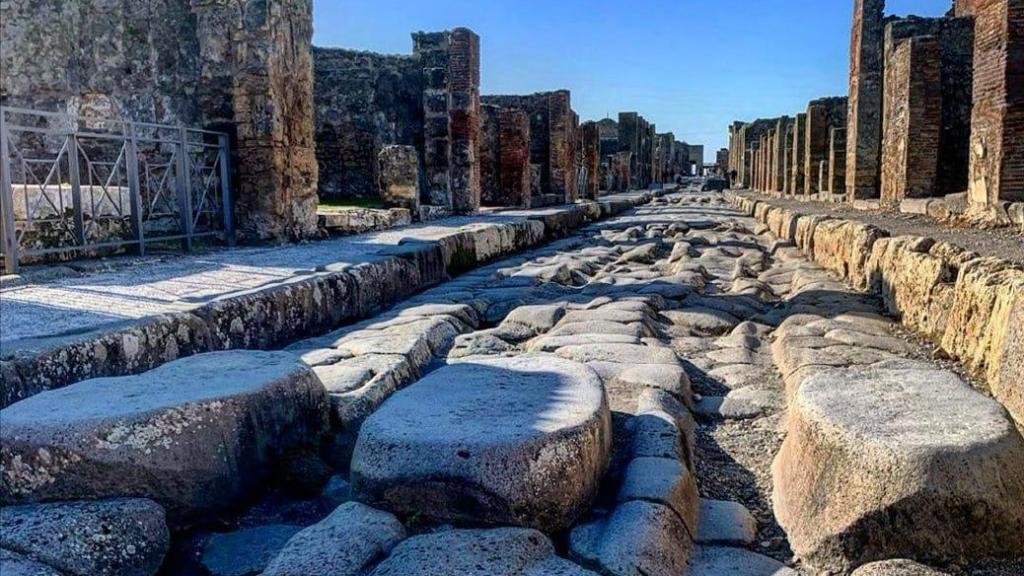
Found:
729,0 -> 1024,224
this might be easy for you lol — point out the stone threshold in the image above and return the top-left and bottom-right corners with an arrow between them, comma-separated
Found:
728,191 -> 1024,430
0,189 -> 669,408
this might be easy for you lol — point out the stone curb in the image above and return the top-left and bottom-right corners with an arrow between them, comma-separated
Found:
726,191 -> 1024,429
0,190 -> 667,408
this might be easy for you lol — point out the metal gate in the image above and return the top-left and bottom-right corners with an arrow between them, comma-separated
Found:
0,107 -> 234,273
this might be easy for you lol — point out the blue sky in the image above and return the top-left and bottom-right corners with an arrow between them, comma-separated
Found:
313,0 -> 951,161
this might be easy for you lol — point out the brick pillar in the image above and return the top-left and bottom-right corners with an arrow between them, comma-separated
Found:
448,28 -> 481,213
804,103 -> 830,195
581,122 -> 601,199
792,113 -> 807,196
193,0 -> 319,242
499,108 -> 531,208
846,0 -> 886,199
828,127 -> 848,198
969,0 -> 1024,207
882,36 -> 943,206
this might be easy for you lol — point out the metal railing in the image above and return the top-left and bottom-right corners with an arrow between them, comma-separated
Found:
0,107 -> 234,273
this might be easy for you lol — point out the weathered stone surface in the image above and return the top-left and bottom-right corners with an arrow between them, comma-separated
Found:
687,546 -> 798,576
0,549 -> 63,576
850,559 -> 949,576
616,457 -> 698,535
201,525 -> 302,576
695,499 -> 758,546
569,500 -> 693,576
262,502 -> 405,576
369,527 -> 597,576
0,351 -> 328,524
554,343 -> 679,366
351,355 -> 611,531
773,367 -> 1024,572
0,498 -> 169,576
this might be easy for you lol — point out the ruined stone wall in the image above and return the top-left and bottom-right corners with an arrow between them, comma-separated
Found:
740,119 -> 776,188
446,28 -> 482,212
828,127 -> 848,195
969,0 -> 1024,207
773,118 -> 792,191
312,49 -> 424,200
1,0 -> 320,241
483,91 -> 575,203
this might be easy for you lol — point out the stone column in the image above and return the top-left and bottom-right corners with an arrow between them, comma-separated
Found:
479,104 -> 502,206
193,0 -> 319,242
784,123 -> 795,194
448,28 -> 481,213
548,90 -> 574,202
882,36 -> 943,206
499,109 -> 531,208
805,102 -> 830,196
846,0 -> 886,200
414,32 -> 452,208
773,117 -> 792,192
581,122 -> 601,199
828,127 -> 848,199
792,113 -> 807,196
968,0 -> 1024,207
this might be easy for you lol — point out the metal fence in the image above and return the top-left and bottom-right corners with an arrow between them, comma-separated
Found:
0,107 -> 234,273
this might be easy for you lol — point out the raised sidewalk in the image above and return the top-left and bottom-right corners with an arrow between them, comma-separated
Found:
0,190 -> 665,407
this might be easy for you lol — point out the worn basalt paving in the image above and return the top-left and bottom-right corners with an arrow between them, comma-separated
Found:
2,188 -> 1022,576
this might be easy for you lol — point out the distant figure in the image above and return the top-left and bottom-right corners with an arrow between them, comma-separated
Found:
729,169 -> 738,186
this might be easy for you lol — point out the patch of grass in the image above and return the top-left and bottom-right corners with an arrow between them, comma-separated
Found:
317,197 -> 388,211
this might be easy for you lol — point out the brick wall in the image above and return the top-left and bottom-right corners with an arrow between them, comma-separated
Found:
499,109 -> 531,208
804,97 -> 848,196
969,0 -> 1024,206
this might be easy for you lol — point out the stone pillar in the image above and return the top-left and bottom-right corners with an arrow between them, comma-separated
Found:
792,113 -> 807,196
415,32 -> 452,208
819,161 -> 829,195
479,104 -> 502,206
448,28 -> 481,213
193,0 -> 319,242
499,109 -> 531,208
773,117 -> 792,192
784,123 -> 795,194
379,145 -> 420,211
882,36 -> 943,206
581,122 -> 601,199
968,0 -> 1024,207
846,0 -> 886,200
548,90 -> 574,202
828,127 -> 848,199
805,102 -> 831,196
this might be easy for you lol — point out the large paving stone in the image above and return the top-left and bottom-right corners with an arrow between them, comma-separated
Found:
0,351 -> 329,524
369,527 -> 597,576
351,355 -> 611,531
695,499 -> 758,546
0,498 -> 169,576
773,367 -> 1024,573
262,502 -> 405,576
687,546 -> 798,576
569,500 -> 693,576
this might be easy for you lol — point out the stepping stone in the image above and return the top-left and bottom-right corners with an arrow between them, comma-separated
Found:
850,560 -> 949,576
616,457 -> 699,535
687,546 -> 798,576
0,351 -> 328,524
351,355 -> 611,532
694,387 -> 780,420
662,307 -> 740,337
569,500 -> 693,576
773,367 -> 1024,573
201,524 -> 302,576
263,502 -> 405,576
696,499 -> 758,546
369,527 -> 597,576
0,499 -> 169,576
